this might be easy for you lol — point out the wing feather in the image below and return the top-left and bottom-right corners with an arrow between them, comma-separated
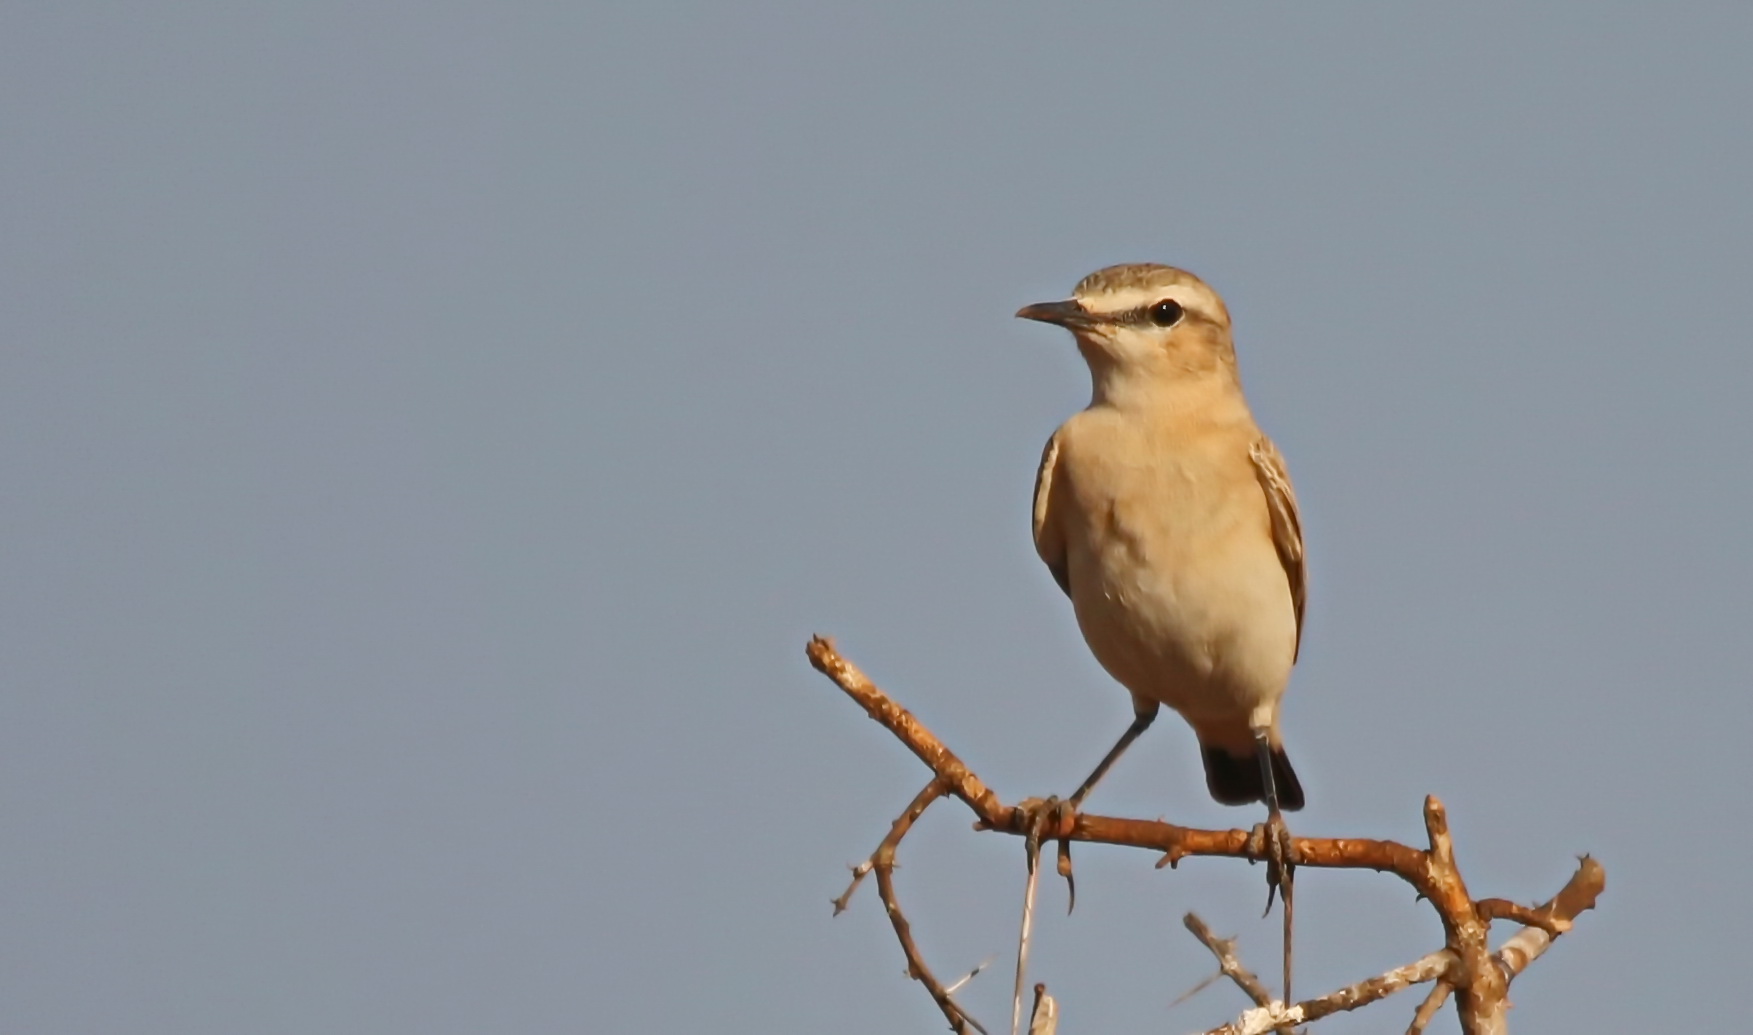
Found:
1249,436 -> 1307,660
1033,431 -> 1070,597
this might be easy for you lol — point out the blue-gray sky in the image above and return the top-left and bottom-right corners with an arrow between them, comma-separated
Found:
5,5 -> 1749,1033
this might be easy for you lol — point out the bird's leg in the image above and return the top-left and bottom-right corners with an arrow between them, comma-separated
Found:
1067,706 -> 1158,809
1030,707 -> 1158,916
1253,728 -> 1294,1005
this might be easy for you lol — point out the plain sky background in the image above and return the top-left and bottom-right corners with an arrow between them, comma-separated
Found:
5,5 -> 1750,1033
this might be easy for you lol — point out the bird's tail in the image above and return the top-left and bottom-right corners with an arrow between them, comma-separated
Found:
1201,741 -> 1305,811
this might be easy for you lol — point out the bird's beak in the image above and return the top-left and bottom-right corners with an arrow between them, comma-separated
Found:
1015,299 -> 1096,330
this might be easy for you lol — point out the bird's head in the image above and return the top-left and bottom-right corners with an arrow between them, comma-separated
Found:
1016,264 -> 1237,390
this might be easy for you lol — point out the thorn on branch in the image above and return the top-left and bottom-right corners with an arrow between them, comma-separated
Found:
831,860 -> 873,916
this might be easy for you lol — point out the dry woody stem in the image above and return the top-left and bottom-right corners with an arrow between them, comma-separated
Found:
809,636 -> 1604,1035
1182,912 -> 1295,1035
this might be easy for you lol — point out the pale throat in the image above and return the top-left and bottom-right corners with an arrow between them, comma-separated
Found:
1080,345 -> 1242,414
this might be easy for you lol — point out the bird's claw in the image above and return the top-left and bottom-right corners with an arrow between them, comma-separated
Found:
1256,808 -> 1295,917
1013,795 -> 1079,841
1013,796 -> 1081,912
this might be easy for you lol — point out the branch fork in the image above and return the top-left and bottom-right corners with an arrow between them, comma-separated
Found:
809,636 -> 1603,1034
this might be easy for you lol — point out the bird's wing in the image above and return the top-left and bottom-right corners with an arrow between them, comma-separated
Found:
1249,435 -> 1306,660
1033,430 -> 1070,597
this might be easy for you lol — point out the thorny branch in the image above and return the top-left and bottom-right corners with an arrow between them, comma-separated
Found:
809,636 -> 1605,1034
1196,859 -> 1604,1035
833,779 -> 988,1034
1181,913 -> 1295,1035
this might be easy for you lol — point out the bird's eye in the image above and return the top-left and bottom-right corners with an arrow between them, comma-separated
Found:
1149,299 -> 1184,327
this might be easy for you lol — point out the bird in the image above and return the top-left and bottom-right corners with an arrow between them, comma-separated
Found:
1016,263 -> 1307,820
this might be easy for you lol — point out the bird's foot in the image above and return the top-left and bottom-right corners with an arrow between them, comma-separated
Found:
1011,795 -> 1078,838
1253,806 -> 1296,917
1259,806 -> 1297,1003
1012,796 -> 1081,913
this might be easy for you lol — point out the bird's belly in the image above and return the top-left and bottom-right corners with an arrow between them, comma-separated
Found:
1068,528 -> 1295,724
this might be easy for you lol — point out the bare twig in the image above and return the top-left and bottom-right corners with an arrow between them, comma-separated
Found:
1477,897 -> 1570,938
945,956 -> 995,996
1027,984 -> 1059,1035
1199,855 -> 1607,1034
874,861 -> 988,1035
1280,851 -> 1294,1009
831,779 -> 941,916
846,779 -> 988,1035
1182,913 -> 1275,1010
807,637 -> 1605,1035
1011,812 -> 1047,1035
1406,981 -> 1452,1034
1171,970 -> 1227,1010
810,636 -> 1436,887
830,859 -> 873,917
1493,856 -> 1604,981
1201,950 -> 1449,1034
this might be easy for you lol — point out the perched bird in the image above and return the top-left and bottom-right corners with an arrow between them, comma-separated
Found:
1017,263 -> 1307,817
